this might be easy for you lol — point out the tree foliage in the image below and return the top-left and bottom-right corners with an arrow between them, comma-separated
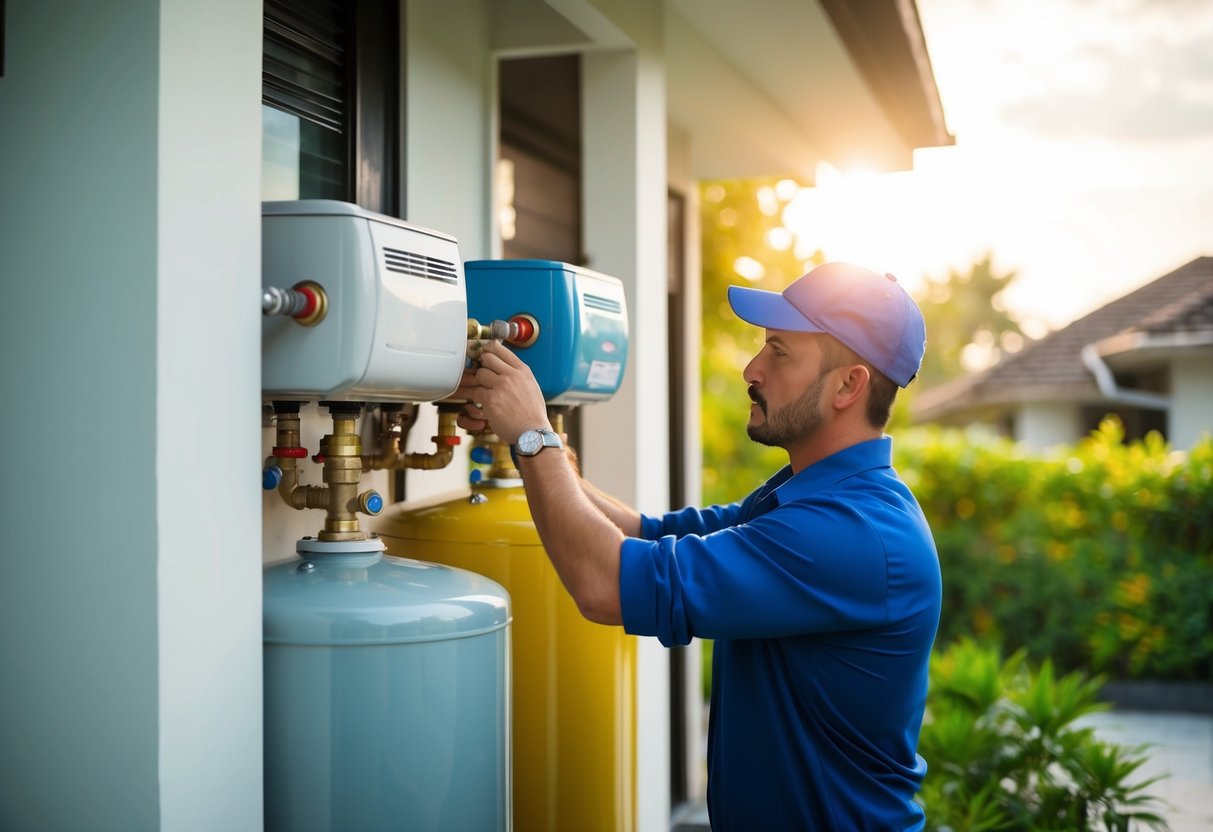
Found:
917,253 -> 1027,387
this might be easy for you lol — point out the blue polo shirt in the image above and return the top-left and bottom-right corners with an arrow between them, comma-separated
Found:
619,437 -> 941,831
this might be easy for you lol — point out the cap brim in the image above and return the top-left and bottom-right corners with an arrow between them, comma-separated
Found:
727,285 -> 824,333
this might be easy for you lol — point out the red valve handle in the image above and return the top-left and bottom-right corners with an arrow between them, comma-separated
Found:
507,314 -> 539,348
272,446 -> 309,459
291,281 -> 328,327
294,286 -> 318,321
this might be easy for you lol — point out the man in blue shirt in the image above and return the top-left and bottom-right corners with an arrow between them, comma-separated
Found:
458,262 -> 942,830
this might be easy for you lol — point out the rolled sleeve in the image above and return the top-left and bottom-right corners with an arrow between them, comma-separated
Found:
619,535 -> 691,647
638,513 -> 665,541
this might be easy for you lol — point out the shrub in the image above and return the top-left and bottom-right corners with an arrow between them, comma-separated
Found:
919,638 -> 1171,831
896,420 -> 1213,681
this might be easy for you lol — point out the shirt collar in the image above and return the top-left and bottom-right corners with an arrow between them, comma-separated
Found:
767,436 -> 894,506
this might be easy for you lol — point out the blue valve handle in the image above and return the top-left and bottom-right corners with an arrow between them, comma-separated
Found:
470,446 -> 494,464
469,468 -> 484,484
361,491 -> 384,515
262,464 -> 283,491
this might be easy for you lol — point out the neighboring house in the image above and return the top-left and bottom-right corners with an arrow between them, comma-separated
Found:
0,1 -> 950,829
912,257 -> 1213,452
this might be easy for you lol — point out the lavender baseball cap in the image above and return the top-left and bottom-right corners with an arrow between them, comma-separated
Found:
727,262 -> 926,387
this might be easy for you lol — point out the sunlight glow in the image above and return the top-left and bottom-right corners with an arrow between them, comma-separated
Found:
756,186 -> 779,216
733,256 -> 766,282
780,161 -> 938,298
775,179 -> 799,200
766,226 -> 793,251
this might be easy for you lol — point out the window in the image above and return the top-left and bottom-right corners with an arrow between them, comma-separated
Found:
261,0 -> 400,214
497,55 -> 582,263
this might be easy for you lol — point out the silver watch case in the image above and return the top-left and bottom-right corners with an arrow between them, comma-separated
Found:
515,427 -> 564,456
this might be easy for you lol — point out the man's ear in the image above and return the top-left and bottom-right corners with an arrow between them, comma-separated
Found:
832,364 -> 870,411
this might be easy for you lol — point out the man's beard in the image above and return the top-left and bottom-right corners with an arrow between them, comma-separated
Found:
746,375 -> 826,447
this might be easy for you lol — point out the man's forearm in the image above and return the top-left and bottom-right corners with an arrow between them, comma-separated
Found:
517,449 -> 626,625
579,480 -> 642,537
564,447 -> 642,536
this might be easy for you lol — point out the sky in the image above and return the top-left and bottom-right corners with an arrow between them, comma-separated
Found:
780,0 -> 1213,334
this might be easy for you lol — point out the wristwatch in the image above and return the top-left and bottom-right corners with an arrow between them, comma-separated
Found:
514,427 -> 564,457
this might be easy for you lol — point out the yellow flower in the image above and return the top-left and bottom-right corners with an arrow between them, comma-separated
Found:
1046,540 -> 1071,562
972,606 -> 994,635
1116,573 -> 1150,606
955,497 -> 976,519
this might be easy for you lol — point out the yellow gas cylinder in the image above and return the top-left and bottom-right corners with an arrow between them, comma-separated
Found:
375,476 -> 636,832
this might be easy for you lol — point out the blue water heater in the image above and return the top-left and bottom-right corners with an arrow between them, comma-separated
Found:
465,259 -> 629,403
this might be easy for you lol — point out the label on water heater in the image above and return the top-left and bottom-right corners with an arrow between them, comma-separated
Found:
587,360 -> 622,389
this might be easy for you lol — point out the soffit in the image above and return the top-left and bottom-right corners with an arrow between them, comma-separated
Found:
664,0 -> 917,181
492,0 -> 945,180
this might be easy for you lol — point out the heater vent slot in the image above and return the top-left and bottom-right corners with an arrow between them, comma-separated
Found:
382,247 -> 459,284
583,293 -> 622,314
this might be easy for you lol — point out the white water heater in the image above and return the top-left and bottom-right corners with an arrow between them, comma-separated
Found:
261,200 -> 467,402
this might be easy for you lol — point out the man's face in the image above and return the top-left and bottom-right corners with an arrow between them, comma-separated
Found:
743,330 -> 830,448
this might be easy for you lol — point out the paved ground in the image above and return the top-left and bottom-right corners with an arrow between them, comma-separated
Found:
1081,710 -> 1213,831
671,710 -> 1213,831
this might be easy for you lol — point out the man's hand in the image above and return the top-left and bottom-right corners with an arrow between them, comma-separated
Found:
454,340 -> 550,443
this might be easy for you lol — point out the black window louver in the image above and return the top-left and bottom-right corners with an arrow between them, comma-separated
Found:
382,247 -> 459,285
583,293 -> 622,314
262,0 -> 347,133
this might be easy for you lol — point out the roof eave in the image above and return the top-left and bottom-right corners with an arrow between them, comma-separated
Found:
818,0 -> 954,150
665,0 -> 952,181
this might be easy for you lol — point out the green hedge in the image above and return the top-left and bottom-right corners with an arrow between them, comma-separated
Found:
895,419 -> 1213,682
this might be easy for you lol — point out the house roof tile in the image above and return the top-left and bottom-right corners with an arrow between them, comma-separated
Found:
913,256 -> 1213,420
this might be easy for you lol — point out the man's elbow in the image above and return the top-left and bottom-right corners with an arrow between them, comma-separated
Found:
575,588 -> 622,626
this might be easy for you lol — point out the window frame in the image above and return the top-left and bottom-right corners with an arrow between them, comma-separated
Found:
261,0 -> 401,215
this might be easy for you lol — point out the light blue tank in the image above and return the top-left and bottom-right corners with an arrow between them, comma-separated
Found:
263,538 -> 511,832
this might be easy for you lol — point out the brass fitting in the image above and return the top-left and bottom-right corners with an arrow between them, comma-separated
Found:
269,408 -> 327,511
361,406 -> 461,471
489,435 -> 521,480
317,410 -> 369,541
466,315 -> 540,359
269,404 -> 380,541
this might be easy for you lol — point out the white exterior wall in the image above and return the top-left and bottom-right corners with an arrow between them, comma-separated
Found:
1170,355 -> 1213,450
1015,401 -> 1084,453
582,39 -> 674,832
0,3 -> 162,825
0,0 -> 264,829
157,0 -> 265,828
